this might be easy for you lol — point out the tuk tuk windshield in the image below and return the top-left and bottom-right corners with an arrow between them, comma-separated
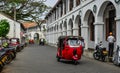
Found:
11,39 -> 17,43
67,38 -> 80,47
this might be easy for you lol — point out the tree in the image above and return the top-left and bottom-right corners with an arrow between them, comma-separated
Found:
0,19 -> 10,37
0,0 -> 51,31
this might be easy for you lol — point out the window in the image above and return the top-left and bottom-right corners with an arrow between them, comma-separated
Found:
76,0 -> 80,6
61,3 -> 63,17
89,12 -> 95,41
55,10 -> 56,20
106,9 -> 116,40
64,0 -> 66,14
69,0 -> 73,11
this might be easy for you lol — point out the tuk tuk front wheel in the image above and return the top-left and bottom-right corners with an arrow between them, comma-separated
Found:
57,57 -> 61,62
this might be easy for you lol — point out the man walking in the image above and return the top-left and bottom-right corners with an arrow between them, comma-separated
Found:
107,32 -> 115,61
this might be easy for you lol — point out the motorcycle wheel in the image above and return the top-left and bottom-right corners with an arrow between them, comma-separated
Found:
101,56 -> 106,62
93,52 -> 100,60
0,61 -> 3,72
11,52 -> 16,60
6,54 -> 13,64
0,65 -> 3,72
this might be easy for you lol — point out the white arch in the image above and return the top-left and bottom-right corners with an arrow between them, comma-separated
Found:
96,1 -> 117,22
28,31 -> 45,40
68,18 -> 73,36
83,10 -> 95,49
74,15 -> 81,36
75,15 -> 81,28
83,9 -> 94,26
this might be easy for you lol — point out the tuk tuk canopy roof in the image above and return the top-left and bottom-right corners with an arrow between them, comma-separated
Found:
58,36 -> 82,41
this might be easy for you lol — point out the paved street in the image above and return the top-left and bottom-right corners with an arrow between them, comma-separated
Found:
1,44 -> 120,73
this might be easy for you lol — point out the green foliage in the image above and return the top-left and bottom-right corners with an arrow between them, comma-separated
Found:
0,0 -> 51,21
0,0 -> 51,31
0,19 -> 10,37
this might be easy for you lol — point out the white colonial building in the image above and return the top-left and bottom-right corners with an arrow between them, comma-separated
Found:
0,13 -> 21,40
23,21 -> 46,43
45,0 -> 120,50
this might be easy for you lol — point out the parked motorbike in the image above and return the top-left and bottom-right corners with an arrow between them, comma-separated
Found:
0,50 -> 6,72
3,47 -> 16,63
0,47 -> 16,72
93,42 -> 108,62
113,45 -> 120,66
0,60 -> 3,72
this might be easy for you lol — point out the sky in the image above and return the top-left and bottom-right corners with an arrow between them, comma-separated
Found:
44,0 -> 58,7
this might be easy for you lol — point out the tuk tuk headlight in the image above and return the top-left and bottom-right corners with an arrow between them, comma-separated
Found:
75,54 -> 78,57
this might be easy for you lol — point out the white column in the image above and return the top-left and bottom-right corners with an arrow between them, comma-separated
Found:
57,7 -> 59,19
63,31 -> 65,36
62,0 -> 65,15
81,25 -> 89,50
48,32 -> 50,43
74,0 -> 76,8
116,5 -> 120,46
67,29 -> 71,36
94,22 -> 104,44
73,28 -> 79,36
51,31 -> 54,44
116,16 -> 120,46
59,4 -> 61,17
55,31 -> 57,44
53,12 -> 55,21
67,0 -> 70,12
56,7 -> 58,19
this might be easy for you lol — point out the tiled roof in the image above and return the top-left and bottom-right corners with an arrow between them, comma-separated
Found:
22,22 -> 37,28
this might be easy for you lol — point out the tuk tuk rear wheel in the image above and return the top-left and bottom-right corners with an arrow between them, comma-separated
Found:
73,60 -> 78,65
57,56 -> 61,62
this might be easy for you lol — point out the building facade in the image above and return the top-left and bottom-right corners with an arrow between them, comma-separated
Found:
0,13 -> 21,40
23,22 -> 46,43
45,0 -> 120,50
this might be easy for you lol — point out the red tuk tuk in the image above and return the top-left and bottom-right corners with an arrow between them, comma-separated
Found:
56,36 -> 83,64
9,38 -> 22,52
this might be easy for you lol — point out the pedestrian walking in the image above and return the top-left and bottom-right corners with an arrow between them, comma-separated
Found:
107,32 -> 115,61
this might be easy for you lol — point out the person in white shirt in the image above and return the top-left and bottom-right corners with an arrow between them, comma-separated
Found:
107,32 -> 115,59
